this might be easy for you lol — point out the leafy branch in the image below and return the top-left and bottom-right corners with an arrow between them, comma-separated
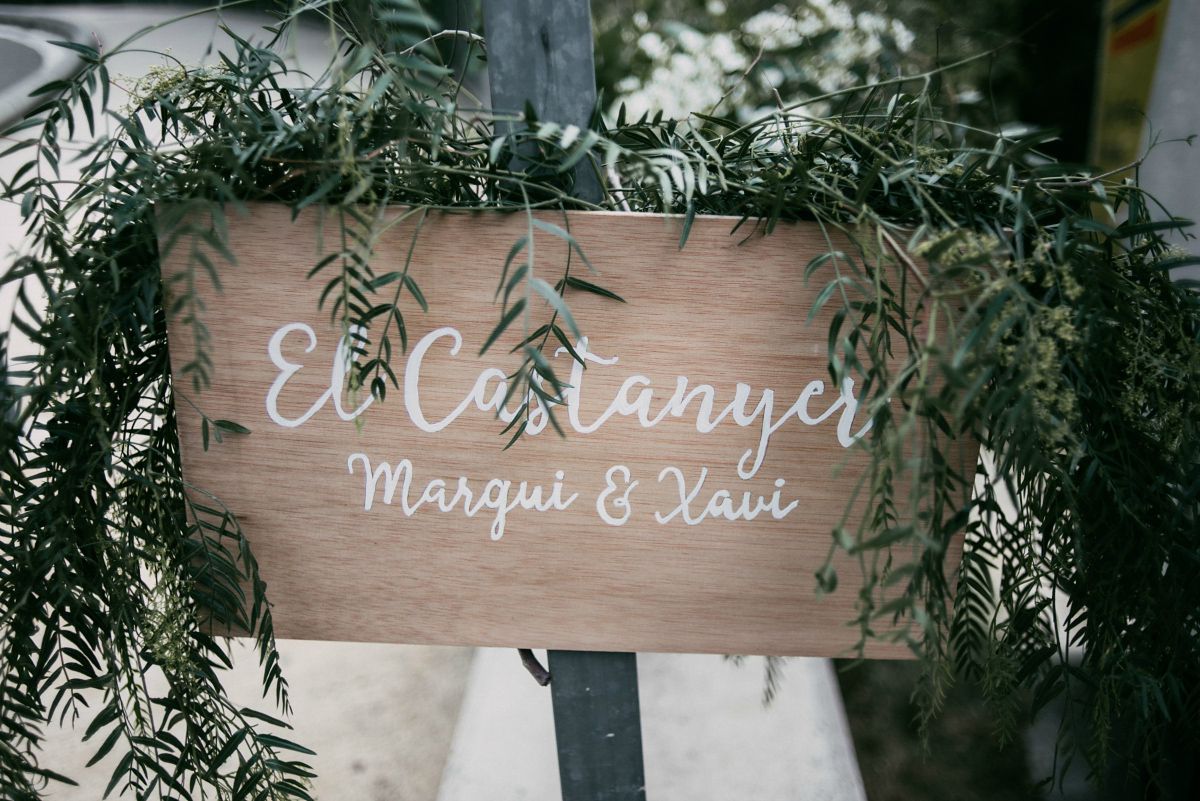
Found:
1,0 -> 1197,798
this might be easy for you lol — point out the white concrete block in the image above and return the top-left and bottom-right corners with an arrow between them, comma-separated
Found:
438,650 -> 867,801
437,648 -> 562,801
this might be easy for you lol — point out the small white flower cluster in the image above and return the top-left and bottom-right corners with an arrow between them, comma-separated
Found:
612,0 -> 914,124
614,28 -> 748,120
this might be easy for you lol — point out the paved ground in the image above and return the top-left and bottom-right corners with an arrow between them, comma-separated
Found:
439,650 -> 865,801
37,640 -> 474,801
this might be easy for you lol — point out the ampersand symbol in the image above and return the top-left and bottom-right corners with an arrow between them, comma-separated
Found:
596,465 -> 639,526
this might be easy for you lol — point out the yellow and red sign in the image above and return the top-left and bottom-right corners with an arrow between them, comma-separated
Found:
1091,0 -> 1171,172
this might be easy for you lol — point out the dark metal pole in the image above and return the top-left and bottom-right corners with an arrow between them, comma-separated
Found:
481,2 -> 646,799
481,0 -> 605,204
545,650 -> 646,800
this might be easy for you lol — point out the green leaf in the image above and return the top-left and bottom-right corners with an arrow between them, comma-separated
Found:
29,79 -> 73,96
531,278 -> 581,340
239,708 -> 293,729
103,750 -> 134,798
479,298 -> 526,356
211,728 -> 250,770
815,564 -> 838,593
1112,218 -> 1193,238
679,200 -> 696,250
560,275 -> 625,302
86,725 -> 123,767
1151,256 -> 1200,272
49,40 -> 99,59
368,271 -> 403,289
256,733 -> 317,756
403,273 -> 428,312
496,236 -> 529,299
804,251 -> 846,281
530,219 -> 595,271
489,135 -> 507,164
807,276 -> 854,325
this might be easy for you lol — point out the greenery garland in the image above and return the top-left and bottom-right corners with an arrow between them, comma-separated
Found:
1,0 -> 1197,797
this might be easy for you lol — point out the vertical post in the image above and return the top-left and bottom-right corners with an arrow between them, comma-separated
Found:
481,2 -> 647,800
481,0 -> 605,204
545,650 -> 646,800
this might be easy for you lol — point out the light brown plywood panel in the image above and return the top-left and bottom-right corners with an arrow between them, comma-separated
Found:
162,204 -> 974,656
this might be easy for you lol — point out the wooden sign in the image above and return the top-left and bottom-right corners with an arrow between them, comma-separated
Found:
163,204 -> 966,657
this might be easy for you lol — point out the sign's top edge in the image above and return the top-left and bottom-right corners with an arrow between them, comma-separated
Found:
231,200 -> 804,226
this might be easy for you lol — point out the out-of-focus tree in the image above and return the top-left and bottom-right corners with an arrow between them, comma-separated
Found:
594,0 -> 914,123
592,0 -> 1102,160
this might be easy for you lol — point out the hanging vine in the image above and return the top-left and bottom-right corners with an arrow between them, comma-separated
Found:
1,0 -> 1197,797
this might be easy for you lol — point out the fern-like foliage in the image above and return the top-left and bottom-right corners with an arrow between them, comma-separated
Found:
0,0 -> 1197,797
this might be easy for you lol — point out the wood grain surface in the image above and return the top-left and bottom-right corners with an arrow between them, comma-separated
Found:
161,204 -> 975,657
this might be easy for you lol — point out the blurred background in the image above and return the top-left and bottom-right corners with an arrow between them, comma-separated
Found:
12,0 -> 1166,166
2,1 -> 1194,799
